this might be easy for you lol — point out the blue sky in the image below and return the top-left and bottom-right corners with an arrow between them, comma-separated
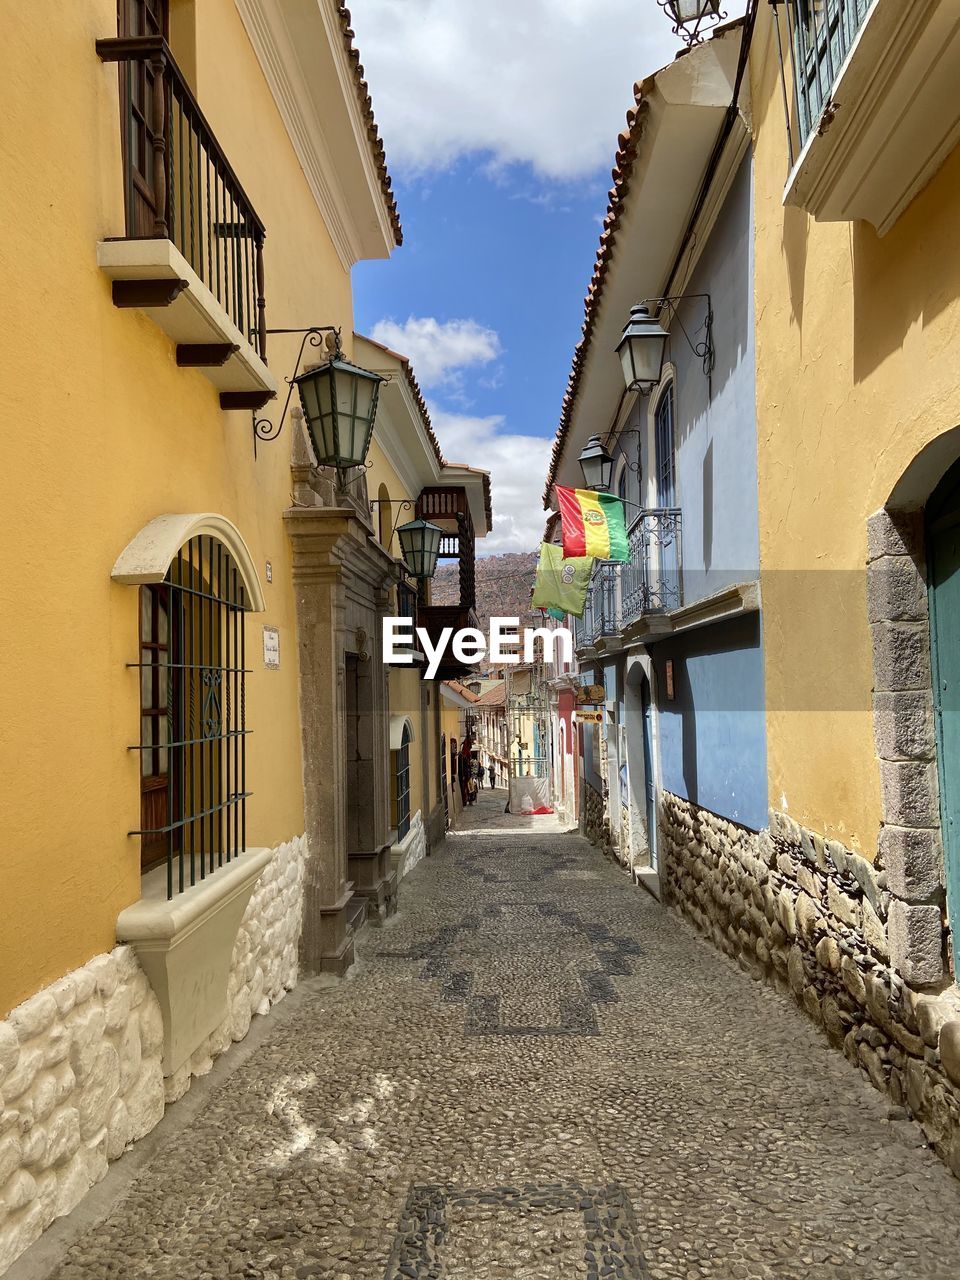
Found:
348,1 -> 744,552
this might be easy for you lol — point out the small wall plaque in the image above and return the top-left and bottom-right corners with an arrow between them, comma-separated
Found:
265,560 -> 273,583
665,659 -> 675,701
263,626 -> 280,670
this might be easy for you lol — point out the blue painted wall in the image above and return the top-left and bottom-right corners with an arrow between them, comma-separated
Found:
649,613 -> 767,831
615,154 -> 759,602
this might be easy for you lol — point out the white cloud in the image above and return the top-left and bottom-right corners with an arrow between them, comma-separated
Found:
370,316 -> 501,389
429,408 -> 552,555
348,0 -> 745,180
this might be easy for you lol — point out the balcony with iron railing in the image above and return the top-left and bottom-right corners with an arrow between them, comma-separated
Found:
96,36 -> 276,409
574,509 -> 682,650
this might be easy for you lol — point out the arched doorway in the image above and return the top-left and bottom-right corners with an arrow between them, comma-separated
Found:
927,459 -> 960,971
625,658 -> 658,870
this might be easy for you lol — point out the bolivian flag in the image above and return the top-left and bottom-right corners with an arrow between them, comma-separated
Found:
556,486 -> 629,561
532,541 -> 594,619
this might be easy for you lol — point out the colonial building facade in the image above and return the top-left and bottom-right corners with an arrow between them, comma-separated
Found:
0,1 -> 489,1270
546,2 -> 960,1176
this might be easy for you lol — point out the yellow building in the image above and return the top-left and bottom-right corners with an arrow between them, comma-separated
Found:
0,1 -> 489,1269
653,1 -> 960,1174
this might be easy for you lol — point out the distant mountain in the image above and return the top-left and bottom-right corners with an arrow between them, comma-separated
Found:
432,550 -> 540,635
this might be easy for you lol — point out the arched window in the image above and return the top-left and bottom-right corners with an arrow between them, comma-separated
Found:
391,722 -> 412,841
137,534 -> 252,895
654,381 -> 676,508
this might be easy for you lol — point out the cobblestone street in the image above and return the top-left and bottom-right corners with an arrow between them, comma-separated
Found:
28,789 -> 960,1280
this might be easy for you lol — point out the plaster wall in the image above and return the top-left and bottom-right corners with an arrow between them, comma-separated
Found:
650,613 -> 767,830
0,0 -> 359,1013
749,6 -> 960,852
657,155 -> 758,599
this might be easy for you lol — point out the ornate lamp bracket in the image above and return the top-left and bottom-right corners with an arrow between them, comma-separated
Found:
644,294 -> 714,379
252,326 -> 342,456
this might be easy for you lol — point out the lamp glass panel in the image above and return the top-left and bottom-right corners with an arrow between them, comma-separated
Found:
627,332 -> 667,386
673,0 -> 718,20
619,343 -> 636,389
315,369 -> 334,418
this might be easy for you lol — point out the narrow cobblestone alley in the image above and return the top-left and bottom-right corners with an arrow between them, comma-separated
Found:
25,789 -> 960,1280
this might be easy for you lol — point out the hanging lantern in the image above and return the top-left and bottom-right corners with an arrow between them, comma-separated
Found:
577,435 -> 615,494
293,356 -> 385,469
397,518 -> 444,579
658,1 -> 725,46
615,304 -> 669,392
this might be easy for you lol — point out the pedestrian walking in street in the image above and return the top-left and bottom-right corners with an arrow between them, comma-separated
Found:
477,764 -> 485,789
466,773 -> 478,805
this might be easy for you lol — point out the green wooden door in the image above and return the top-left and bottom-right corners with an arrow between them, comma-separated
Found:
928,464 -> 960,973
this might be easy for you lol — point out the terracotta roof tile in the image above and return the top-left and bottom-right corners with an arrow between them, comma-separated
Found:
541,83 -> 651,505
357,334 -> 494,530
358,333 -> 445,467
335,4 -> 403,247
443,680 -> 481,703
476,683 -> 506,707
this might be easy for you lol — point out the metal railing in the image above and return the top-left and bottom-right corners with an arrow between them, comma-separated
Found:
621,508 -> 682,624
786,0 -> 871,144
576,563 -> 621,647
97,36 -> 267,361
574,510 -> 682,646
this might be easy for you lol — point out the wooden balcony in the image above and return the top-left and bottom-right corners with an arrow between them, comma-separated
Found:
96,36 -> 275,409
417,604 -> 482,679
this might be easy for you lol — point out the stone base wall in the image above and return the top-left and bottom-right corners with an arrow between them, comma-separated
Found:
659,792 -> 960,1177
0,835 -> 306,1274
392,810 -> 427,881
164,834 -> 307,1103
425,800 -> 446,853
583,781 -> 610,850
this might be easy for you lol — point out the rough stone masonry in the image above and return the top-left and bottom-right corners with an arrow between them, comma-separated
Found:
659,791 -> 960,1177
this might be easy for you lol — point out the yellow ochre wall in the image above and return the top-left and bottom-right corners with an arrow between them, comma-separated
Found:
0,0 -> 357,1014
749,7 -> 960,854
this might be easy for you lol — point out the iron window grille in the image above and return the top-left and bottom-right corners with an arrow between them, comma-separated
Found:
393,724 -> 412,842
132,534 -> 252,899
788,0 -> 871,145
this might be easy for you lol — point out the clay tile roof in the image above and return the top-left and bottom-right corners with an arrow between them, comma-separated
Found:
335,4 -> 403,247
543,20 -> 747,507
476,682 -> 507,707
444,680 -> 481,703
358,334 -> 445,467
541,82 -> 650,505
357,334 -> 494,531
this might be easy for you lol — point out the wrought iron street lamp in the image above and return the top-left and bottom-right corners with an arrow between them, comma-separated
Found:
657,0 -> 726,47
616,295 -> 715,394
293,354 -> 383,471
397,518 -> 444,579
616,304 -> 670,393
577,435 -> 616,493
252,327 -> 385,477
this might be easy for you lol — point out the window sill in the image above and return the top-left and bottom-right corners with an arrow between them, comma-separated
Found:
783,0 -> 960,235
117,847 -> 273,1076
98,238 -> 278,405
